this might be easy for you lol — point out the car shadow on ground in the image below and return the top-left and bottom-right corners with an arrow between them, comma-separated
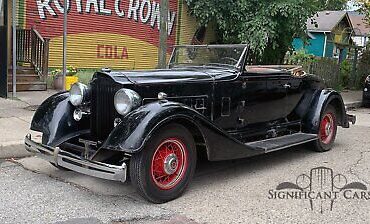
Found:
190,142 -> 334,188
17,141 -> 342,204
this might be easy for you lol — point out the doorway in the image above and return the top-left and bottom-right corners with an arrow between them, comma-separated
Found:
0,0 -> 7,97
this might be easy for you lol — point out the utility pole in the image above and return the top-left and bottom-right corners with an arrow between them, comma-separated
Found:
158,0 -> 168,69
62,0 -> 67,91
12,0 -> 16,98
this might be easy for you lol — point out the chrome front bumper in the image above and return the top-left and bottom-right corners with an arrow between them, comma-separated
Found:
25,134 -> 127,182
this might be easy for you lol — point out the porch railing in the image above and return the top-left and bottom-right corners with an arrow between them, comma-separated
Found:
16,28 -> 50,81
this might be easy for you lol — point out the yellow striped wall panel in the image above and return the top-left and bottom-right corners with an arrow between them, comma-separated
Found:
17,0 -> 215,70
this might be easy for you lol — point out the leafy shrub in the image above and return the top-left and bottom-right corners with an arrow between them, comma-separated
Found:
49,66 -> 78,77
286,50 -> 316,65
339,60 -> 351,89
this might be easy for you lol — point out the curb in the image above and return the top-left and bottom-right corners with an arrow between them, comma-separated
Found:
345,101 -> 363,110
0,142 -> 33,159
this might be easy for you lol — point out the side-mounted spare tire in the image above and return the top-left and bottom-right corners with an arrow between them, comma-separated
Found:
129,123 -> 197,203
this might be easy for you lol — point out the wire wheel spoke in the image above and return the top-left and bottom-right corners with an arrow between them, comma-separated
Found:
320,113 -> 334,144
150,138 -> 188,190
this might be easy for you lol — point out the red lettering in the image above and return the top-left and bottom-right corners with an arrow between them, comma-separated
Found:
105,45 -> 113,59
97,45 -> 104,58
121,47 -> 128,59
97,45 -> 128,60
114,46 -> 120,59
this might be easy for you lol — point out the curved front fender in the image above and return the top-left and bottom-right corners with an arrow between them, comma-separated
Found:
302,89 -> 347,134
31,92 -> 90,146
102,101 -> 204,152
102,101 -> 260,161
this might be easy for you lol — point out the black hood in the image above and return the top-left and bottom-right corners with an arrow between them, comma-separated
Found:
101,67 -> 238,85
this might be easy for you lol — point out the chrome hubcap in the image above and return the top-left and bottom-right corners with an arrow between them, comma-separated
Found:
151,138 -> 188,190
164,153 -> 178,175
325,123 -> 331,136
320,113 -> 335,145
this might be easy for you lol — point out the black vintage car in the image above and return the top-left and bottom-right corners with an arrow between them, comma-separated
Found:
25,45 -> 356,203
363,75 -> 370,107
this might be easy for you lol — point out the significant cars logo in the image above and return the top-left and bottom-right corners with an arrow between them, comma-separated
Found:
268,167 -> 370,213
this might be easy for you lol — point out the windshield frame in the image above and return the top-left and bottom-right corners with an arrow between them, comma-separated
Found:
168,44 -> 249,71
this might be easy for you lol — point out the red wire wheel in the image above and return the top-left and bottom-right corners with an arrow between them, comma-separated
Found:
319,112 -> 335,145
150,138 -> 188,190
312,105 -> 337,152
130,123 -> 196,203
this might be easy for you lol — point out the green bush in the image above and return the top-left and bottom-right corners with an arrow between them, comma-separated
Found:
76,70 -> 96,85
285,50 -> 317,72
339,60 -> 351,89
47,68 -> 96,88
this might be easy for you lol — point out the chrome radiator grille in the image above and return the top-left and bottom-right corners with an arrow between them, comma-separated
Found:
90,77 -> 122,140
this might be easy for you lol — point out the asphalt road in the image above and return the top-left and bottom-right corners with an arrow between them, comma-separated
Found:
1,108 -> 370,224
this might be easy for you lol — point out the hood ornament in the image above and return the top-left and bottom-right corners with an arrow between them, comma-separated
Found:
101,67 -> 111,73
158,92 -> 168,100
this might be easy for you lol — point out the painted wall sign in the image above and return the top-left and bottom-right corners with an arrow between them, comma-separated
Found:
17,0 -> 213,69
96,44 -> 129,59
34,0 -> 177,37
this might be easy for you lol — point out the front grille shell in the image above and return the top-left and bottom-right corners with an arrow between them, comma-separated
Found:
90,77 -> 123,140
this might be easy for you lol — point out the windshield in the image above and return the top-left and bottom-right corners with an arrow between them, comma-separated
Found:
169,45 -> 248,69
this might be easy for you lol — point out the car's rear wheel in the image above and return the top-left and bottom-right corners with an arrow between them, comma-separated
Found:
312,105 -> 337,152
129,123 -> 196,203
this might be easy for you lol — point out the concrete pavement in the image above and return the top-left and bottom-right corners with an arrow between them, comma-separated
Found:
0,90 -> 57,158
0,108 -> 369,223
341,90 -> 363,109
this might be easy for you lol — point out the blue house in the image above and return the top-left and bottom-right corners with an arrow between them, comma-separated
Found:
293,11 -> 354,62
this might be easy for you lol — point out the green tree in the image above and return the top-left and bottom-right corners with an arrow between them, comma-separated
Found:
358,0 -> 370,21
316,0 -> 348,10
185,0 -> 348,64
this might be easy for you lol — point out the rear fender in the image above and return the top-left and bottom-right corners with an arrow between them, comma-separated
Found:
31,92 -> 90,146
302,89 -> 347,134
102,101 -> 260,161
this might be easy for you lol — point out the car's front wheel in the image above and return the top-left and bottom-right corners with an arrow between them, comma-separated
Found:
312,105 -> 337,152
129,123 -> 196,203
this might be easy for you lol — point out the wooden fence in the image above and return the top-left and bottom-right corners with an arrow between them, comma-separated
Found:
303,57 -> 341,88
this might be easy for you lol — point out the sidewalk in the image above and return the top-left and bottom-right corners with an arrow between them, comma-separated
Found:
340,90 -> 363,109
0,90 -> 57,158
0,90 -> 364,159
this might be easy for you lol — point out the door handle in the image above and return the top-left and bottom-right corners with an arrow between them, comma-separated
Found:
283,83 -> 291,89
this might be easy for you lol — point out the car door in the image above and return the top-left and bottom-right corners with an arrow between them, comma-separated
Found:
212,72 -> 269,131
212,79 -> 246,131
213,69 -> 303,140
265,72 -> 304,119
264,73 -> 292,120
284,75 -> 304,116
238,73 -> 270,125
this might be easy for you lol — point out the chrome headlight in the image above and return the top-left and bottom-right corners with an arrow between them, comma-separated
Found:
69,83 -> 90,106
114,89 -> 141,115
365,76 -> 370,84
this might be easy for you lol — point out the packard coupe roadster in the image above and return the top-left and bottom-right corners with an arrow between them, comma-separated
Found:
25,45 -> 356,203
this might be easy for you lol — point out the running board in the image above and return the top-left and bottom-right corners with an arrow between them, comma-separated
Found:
245,133 -> 317,153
